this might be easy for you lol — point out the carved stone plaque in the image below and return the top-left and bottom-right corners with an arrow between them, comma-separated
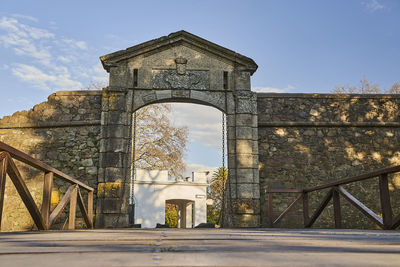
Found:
152,70 -> 209,90
152,57 -> 209,90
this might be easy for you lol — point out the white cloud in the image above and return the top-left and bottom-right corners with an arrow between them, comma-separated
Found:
183,163 -> 218,180
252,85 -> 295,93
11,14 -> 39,22
91,63 -> 109,85
57,55 -> 72,63
0,16 -> 53,64
0,16 -> 94,91
169,103 -> 224,149
11,63 -> 83,90
62,38 -> 88,50
363,0 -> 385,12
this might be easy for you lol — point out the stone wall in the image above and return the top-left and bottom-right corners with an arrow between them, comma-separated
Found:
0,90 -> 102,231
257,93 -> 400,228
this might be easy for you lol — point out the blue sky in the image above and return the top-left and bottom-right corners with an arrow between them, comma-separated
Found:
0,0 -> 399,175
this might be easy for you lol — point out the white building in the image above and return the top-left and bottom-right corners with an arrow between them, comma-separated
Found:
133,169 -> 209,228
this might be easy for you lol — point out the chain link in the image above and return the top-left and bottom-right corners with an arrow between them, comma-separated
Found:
222,112 -> 225,170
130,112 -> 137,205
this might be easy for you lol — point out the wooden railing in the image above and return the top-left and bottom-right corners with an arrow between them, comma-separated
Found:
0,141 -> 94,230
266,165 -> 400,230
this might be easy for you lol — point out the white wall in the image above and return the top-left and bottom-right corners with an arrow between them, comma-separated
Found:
134,169 -> 208,228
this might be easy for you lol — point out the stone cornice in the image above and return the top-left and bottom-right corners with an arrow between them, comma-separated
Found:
258,121 -> 400,128
0,120 -> 101,129
257,92 -> 400,99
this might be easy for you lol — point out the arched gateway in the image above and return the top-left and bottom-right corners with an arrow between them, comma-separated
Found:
96,31 -> 260,228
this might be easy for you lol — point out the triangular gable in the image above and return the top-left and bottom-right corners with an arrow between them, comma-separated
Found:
100,30 -> 258,75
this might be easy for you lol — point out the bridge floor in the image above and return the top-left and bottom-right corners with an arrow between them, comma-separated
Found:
0,228 -> 399,266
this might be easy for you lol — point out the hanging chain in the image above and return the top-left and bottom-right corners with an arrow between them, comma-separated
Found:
129,111 -> 137,205
222,112 -> 225,171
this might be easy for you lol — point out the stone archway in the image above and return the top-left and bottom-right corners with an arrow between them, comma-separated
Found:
96,31 -> 260,228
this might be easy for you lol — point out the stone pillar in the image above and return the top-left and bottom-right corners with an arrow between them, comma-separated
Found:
96,87 -> 133,228
226,69 -> 260,227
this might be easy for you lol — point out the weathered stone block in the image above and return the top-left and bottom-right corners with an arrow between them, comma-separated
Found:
233,198 -> 260,214
107,93 -> 127,111
104,167 -> 125,181
236,154 -> 258,169
95,213 -> 129,228
172,89 -> 190,98
100,152 -> 125,168
97,182 -> 123,198
156,90 -> 172,100
234,71 -> 251,91
107,111 -> 129,125
236,127 -> 253,139
237,183 -> 256,198
232,214 -> 260,227
102,125 -> 130,138
236,114 -> 253,127
236,168 -> 256,183
236,140 -> 256,154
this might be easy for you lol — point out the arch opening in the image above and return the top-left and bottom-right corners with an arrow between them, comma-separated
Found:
129,102 -> 226,228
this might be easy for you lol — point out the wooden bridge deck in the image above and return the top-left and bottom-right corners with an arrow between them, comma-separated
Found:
0,228 -> 399,267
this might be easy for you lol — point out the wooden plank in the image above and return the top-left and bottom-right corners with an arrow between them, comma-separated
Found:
333,187 -> 342,228
302,192 -> 309,227
49,185 -> 76,226
88,191 -> 93,228
6,155 -> 46,230
0,155 -> 7,229
273,194 -> 303,226
268,193 -> 273,227
379,174 -> 393,229
77,189 -> 93,229
304,165 -> 400,193
68,186 -> 78,230
41,172 -> 53,230
337,186 -> 384,228
0,142 -> 93,192
391,213 -> 400,230
305,189 -> 333,228
0,151 -> 8,161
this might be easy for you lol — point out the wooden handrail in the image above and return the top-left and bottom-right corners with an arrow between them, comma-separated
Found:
266,165 -> 400,230
0,141 -> 93,192
303,165 -> 400,193
0,141 -> 94,231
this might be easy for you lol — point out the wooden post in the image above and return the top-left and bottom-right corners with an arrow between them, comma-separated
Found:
88,191 -> 93,228
0,156 -> 7,230
68,186 -> 78,230
379,174 -> 393,229
268,193 -> 273,227
41,172 -> 53,230
302,192 -> 309,227
333,187 -> 342,228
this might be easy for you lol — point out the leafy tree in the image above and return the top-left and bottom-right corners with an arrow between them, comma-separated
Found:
207,167 -> 227,225
333,77 -> 400,94
165,203 -> 178,227
133,104 -> 188,179
85,82 -> 189,179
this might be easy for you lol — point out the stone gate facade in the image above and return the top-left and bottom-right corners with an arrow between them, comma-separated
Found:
97,31 -> 260,227
0,31 -> 399,230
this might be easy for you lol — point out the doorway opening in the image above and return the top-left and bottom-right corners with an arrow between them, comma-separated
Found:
129,102 -> 227,228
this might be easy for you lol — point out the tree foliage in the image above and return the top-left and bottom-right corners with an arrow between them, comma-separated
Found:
134,103 -> 188,179
207,167 -> 227,225
85,82 -> 189,179
165,203 -> 178,227
333,77 -> 400,94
